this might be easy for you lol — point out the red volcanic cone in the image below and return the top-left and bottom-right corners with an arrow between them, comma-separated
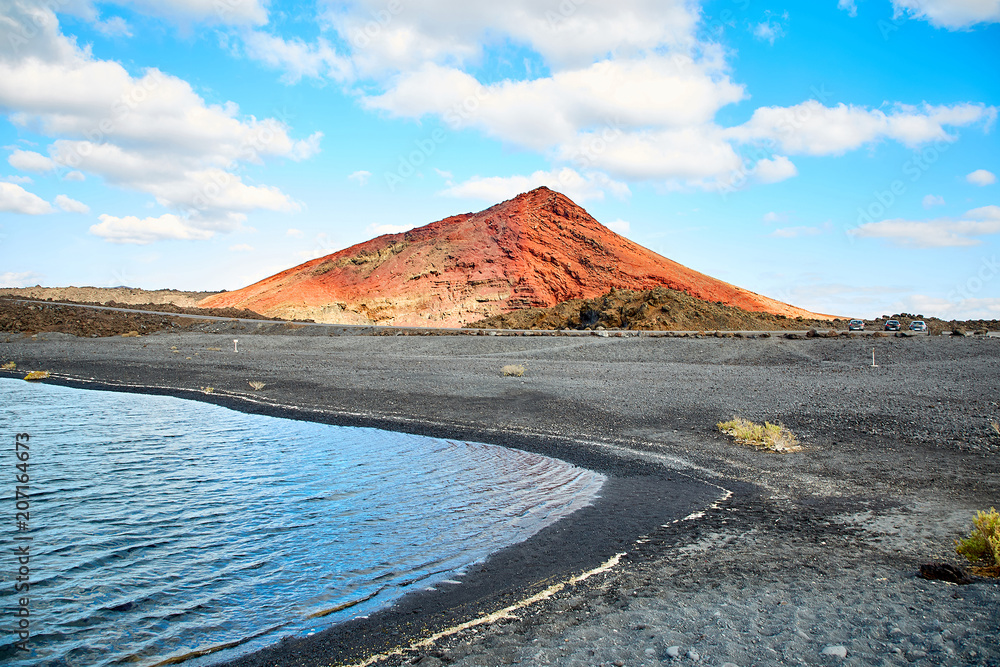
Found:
200,187 -> 831,327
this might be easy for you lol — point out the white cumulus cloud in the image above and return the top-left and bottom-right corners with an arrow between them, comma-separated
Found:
221,1 -> 999,192
242,31 -> 352,83
112,0 -> 269,26
93,15 -> 132,37
967,169 -> 997,186
890,0 -> 1000,29
838,0 -> 858,17
606,219 -> 631,235
922,194 -> 946,208
90,213 -> 219,244
0,182 -> 53,214
0,271 -> 44,288
366,223 -> 416,236
8,150 -> 57,173
321,0 -> 701,73
559,126 -> 742,183
348,170 -> 372,186
729,101 -> 996,156
0,2 -> 317,243
55,194 -> 89,213
441,168 -> 629,204
849,205 -> 1000,247
753,20 -> 785,45
754,155 -> 798,183
365,55 -> 745,153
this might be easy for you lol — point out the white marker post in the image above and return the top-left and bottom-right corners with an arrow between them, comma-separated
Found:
871,348 -> 877,367
234,339 -> 239,353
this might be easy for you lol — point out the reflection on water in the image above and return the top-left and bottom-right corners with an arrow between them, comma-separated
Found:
0,379 -> 604,666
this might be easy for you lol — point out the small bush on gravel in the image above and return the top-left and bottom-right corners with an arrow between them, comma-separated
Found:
502,364 -> 525,377
717,417 -> 801,453
955,508 -> 1000,577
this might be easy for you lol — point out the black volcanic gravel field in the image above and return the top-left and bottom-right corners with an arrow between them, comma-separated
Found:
1,327 -> 998,666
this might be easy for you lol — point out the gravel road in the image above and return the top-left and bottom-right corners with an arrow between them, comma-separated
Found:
2,327 -> 998,666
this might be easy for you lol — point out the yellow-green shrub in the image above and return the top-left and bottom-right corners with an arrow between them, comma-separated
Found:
956,508 -> 1000,574
717,416 -> 801,453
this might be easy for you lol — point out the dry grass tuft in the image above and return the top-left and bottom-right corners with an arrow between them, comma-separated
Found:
121,331 -> 140,337
991,420 -> 1000,436
23,370 -> 50,381
200,386 -> 215,394
502,364 -> 526,377
1,361 -> 16,370
956,507 -> 1000,578
206,347 -> 223,352
717,416 -> 801,453
248,381 -> 266,391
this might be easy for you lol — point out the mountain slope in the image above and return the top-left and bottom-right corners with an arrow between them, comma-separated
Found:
200,187 -> 832,326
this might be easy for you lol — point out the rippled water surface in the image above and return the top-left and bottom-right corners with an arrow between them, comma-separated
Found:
0,379 -> 604,666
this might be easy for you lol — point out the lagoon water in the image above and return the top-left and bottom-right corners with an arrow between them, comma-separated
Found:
0,379 -> 604,666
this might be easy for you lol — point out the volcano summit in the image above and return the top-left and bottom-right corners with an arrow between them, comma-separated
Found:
200,188 -> 829,327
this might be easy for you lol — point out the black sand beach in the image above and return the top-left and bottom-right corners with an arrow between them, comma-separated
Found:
2,327 -> 998,666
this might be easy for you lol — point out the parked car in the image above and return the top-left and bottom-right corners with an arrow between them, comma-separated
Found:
884,320 -> 901,331
909,320 -> 927,332
848,319 -> 865,331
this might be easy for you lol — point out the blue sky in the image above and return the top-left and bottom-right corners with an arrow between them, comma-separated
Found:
1,0 -> 998,319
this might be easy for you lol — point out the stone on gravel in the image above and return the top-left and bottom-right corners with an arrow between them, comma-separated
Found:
918,562 -> 973,585
666,645 -> 681,658
821,645 -> 848,658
